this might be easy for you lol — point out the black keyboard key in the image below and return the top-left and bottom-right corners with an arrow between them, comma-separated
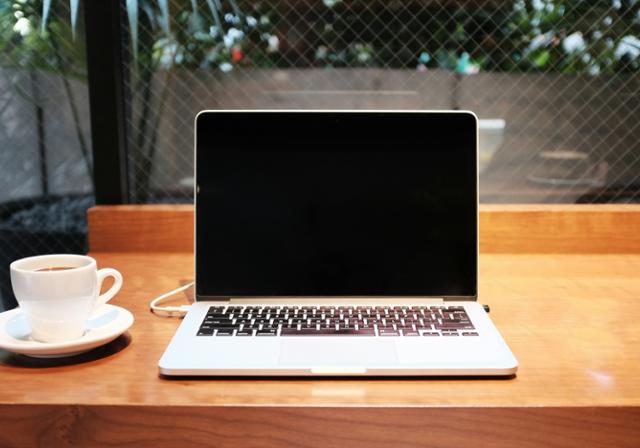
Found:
462,332 -> 479,336
351,329 -> 376,336
211,324 -> 236,330
216,329 -> 234,336
379,329 -> 400,336
402,330 -> 420,336
206,313 -> 230,319
256,329 -> 277,336
436,323 -> 475,330
236,330 -> 253,336
324,329 -> 375,336
281,328 -> 321,336
197,329 -> 214,336
209,317 -> 233,323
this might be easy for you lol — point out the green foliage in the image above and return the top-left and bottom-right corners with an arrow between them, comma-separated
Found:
147,0 -> 280,72
0,0 -> 85,79
498,0 -> 640,74
19,0 -> 640,75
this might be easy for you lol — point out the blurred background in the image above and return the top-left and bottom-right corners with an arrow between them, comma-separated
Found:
1,0 -> 639,309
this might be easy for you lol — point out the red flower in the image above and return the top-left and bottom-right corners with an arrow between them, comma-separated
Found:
232,46 -> 243,62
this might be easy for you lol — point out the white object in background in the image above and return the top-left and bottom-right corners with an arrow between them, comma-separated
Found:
0,304 -> 133,358
10,254 -> 123,343
478,119 -> 505,174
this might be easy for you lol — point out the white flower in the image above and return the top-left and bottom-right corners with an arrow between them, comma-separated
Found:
159,41 -> 178,68
323,0 -> 342,7
315,45 -> 328,60
464,64 -> 480,75
531,0 -> 544,10
267,35 -> 279,53
223,28 -> 244,48
228,28 -> 244,41
219,62 -> 233,72
246,16 -> 257,27
562,32 -> 586,54
615,35 -> 640,60
526,31 -> 554,54
13,17 -> 31,36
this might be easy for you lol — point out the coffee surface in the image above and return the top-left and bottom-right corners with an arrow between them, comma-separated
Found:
35,266 -> 76,272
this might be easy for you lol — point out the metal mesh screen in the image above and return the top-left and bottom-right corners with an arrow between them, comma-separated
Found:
124,0 -> 640,204
0,1 -> 93,310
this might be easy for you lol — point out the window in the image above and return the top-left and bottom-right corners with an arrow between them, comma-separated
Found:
123,0 -> 640,203
0,1 -> 92,310
1,0 -> 638,310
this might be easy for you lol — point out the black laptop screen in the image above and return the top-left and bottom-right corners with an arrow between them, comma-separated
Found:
196,111 -> 477,298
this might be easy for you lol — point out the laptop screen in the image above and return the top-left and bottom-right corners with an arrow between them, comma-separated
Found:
196,111 -> 477,299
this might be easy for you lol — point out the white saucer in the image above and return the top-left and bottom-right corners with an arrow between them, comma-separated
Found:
0,304 -> 134,358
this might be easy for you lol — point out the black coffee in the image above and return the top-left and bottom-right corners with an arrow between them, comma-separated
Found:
35,266 -> 76,272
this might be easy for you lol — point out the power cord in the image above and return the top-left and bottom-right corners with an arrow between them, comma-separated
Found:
149,282 -> 194,317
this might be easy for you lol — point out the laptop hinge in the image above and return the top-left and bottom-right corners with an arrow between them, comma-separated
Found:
226,297 -> 445,305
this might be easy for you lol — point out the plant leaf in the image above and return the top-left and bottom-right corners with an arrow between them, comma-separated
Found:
205,0 -> 223,37
228,0 -> 243,20
41,0 -> 51,34
534,50 -> 550,68
70,0 -> 79,40
126,0 -> 139,62
157,0 -> 170,34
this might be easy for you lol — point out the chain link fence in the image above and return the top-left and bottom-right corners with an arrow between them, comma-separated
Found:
125,0 -> 639,204
0,1 -> 93,310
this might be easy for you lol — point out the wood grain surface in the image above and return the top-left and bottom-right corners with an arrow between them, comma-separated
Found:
1,405 -> 638,448
1,252 -> 639,446
88,204 -> 640,253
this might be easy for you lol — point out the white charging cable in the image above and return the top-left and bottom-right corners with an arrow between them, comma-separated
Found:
149,282 -> 194,317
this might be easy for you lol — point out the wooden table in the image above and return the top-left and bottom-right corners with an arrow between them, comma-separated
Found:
1,206 -> 640,447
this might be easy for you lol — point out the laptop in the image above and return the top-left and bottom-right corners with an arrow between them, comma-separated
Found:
159,110 -> 518,376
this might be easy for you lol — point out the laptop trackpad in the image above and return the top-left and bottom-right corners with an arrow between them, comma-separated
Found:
278,339 -> 398,367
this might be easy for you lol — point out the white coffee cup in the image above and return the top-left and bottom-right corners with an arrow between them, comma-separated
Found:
10,254 -> 123,343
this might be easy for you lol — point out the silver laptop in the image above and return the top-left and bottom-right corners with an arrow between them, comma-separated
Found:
159,110 -> 518,376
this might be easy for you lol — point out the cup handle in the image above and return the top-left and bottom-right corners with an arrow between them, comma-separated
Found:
96,268 -> 123,308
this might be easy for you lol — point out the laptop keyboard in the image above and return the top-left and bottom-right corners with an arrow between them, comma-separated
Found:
196,305 -> 477,337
